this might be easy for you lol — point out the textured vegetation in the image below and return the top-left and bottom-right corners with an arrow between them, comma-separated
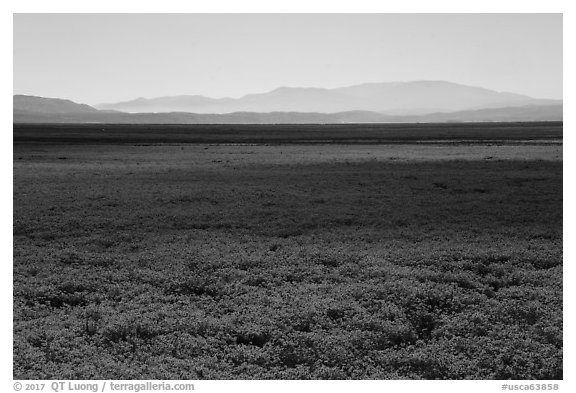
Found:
13,126 -> 562,379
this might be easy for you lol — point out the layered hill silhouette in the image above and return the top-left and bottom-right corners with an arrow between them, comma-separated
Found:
14,81 -> 562,124
14,95 -> 100,115
96,81 -> 560,114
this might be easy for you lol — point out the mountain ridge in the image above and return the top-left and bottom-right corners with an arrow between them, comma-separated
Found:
95,81 -> 560,115
13,94 -> 562,124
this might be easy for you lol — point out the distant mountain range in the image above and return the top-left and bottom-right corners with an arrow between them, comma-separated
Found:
96,81 -> 560,114
14,81 -> 563,124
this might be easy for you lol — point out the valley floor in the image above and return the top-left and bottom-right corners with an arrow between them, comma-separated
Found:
13,132 -> 562,379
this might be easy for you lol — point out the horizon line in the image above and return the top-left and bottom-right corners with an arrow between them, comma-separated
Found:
13,79 -> 564,106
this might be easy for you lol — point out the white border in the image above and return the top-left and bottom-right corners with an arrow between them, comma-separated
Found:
4,2 -> 572,392
4,0 -> 571,13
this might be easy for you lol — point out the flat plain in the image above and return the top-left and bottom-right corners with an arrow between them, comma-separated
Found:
13,123 -> 562,379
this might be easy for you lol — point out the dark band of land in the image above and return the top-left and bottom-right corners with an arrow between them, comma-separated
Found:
13,122 -> 563,145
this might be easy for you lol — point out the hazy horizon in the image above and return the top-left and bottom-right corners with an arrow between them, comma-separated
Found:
14,14 -> 562,105
13,79 -> 562,105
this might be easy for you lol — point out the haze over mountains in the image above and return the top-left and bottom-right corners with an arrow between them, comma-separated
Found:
14,81 -> 562,124
96,81 -> 559,114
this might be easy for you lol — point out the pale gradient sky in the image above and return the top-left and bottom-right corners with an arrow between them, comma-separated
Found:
13,13 -> 562,105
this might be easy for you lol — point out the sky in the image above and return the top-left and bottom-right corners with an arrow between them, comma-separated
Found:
13,13 -> 563,105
